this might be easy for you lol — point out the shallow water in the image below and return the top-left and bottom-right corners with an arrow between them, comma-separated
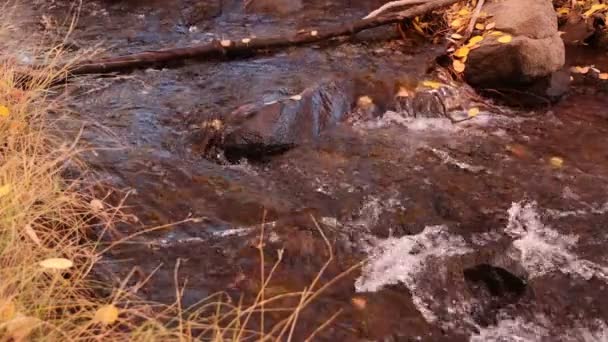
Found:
17,0 -> 608,340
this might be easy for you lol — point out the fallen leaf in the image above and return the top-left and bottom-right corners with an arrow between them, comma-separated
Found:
93,304 -> 119,325
289,94 -> 302,101
457,8 -> 470,16
468,107 -> 480,117
90,199 -> 104,212
451,33 -> 463,39
475,23 -> 485,30
4,316 -> 38,341
241,38 -> 251,44
24,224 -> 42,247
489,31 -> 504,36
0,184 -> 11,197
549,156 -> 564,168
467,35 -> 484,46
310,30 -> 318,36
571,66 -> 590,74
396,87 -> 413,97
0,105 -> 9,118
351,296 -> 367,310
39,258 -> 73,270
506,144 -> 530,159
485,22 -> 496,30
0,300 -> 16,322
357,96 -> 373,107
599,73 -> 608,80
453,59 -> 466,73
454,46 -> 470,58
584,4 -> 607,17
450,18 -> 463,28
497,35 -> 512,43
421,80 -> 443,89
220,40 -> 232,47
558,8 -> 570,16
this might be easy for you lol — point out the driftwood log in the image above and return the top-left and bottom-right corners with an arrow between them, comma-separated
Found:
68,0 -> 461,76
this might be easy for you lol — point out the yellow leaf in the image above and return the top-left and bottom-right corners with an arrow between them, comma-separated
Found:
457,8 -> 470,16
468,107 -> 480,117
490,31 -> 504,36
558,8 -> 570,16
0,184 -> 11,197
450,18 -> 463,28
0,300 -> 16,322
39,258 -> 73,270
357,96 -> 374,107
421,80 -> 443,89
396,87 -> 412,98
93,304 -> 119,325
497,35 -> 512,43
475,23 -> 485,30
571,66 -> 590,74
485,22 -> 496,30
451,33 -> 463,39
584,4 -> 607,17
4,316 -> 38,341
467,35 -> 484,46
599,73 -> 608,80
0,105 -> 9,118
549,157 -> 564,168
453,59 -> 466,73
454,46 -> 470,58
90,199 -> 104,212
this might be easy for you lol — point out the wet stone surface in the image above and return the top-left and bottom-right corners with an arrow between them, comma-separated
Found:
18,0 -> 608,340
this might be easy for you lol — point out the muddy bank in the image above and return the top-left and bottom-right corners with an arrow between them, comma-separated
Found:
18,0 -> 608,340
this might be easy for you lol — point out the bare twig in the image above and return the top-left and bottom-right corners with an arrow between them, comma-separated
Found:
466,0 -> 485,36
363,0 -> 430,19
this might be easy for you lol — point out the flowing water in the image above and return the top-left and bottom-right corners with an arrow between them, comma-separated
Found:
14,0 -> 608,340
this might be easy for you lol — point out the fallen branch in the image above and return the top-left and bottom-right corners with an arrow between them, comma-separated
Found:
364,0 -> 431,19
465,0 -> 485,36
68,0 -> 461,76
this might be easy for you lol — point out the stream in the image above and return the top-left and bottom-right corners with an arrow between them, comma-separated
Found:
16,0 -> 608,340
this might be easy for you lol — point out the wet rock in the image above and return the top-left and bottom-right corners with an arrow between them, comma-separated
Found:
464,0 -> 566,105
220,80 -> 358,161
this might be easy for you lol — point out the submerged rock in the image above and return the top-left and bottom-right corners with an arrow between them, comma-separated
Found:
464,0 -> 566,105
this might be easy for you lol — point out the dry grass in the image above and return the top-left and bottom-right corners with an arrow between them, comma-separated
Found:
0,4 -> 358,341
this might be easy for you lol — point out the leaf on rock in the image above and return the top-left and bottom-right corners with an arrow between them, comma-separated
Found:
497,35 -> 512,43
467,35 -> 484,46
468,107 -> 480,117
453,59 -> 466,73
454,46 -> 470,58
584,4 -> 607,17
421,80 -> 443,89
451,33 -> 463,40
0,105 -> 9,118
549,157 -> 564,168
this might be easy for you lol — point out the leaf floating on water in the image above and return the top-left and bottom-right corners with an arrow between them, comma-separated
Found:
0,105 -> 9,118
93,304 -> 119,325
39,258 -> 73,270
351,296 -> 367,310
0,184 -> 11,197
549,156 -> 564,168
453,59 -> 466,73
468,107 -> 480,117
497,35 -> 513,44
453,46 -> 470,58
421,80 -> 443,89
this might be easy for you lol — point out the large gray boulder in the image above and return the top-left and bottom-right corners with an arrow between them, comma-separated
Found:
464,0 -> 566,103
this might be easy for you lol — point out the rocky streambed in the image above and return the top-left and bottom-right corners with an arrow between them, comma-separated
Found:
13,0 -> 608,340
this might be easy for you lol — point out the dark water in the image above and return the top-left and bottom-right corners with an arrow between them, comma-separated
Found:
21,0 -> 608,340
